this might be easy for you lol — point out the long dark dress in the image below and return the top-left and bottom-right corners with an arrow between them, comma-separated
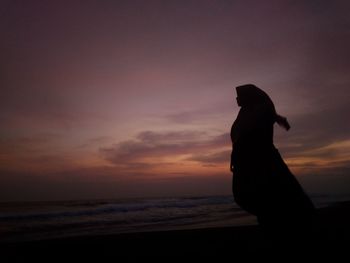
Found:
231,105 -> 315,231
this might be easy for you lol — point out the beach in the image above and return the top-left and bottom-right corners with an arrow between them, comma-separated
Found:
2,201 -> 350,261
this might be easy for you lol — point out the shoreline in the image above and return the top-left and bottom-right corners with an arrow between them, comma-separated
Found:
2,201 -> 350,260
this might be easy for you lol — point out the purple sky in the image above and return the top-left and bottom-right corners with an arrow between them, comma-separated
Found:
1,0 -> 350,201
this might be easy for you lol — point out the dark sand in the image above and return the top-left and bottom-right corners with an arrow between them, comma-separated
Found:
2,202 -> 350,261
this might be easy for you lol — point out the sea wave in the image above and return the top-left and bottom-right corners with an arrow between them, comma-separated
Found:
0,196 -> 235,222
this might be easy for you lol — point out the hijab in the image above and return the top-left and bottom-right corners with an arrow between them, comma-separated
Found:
235,84 -> 290,131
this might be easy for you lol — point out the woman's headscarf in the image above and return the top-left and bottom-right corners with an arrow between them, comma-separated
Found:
236,84 -> 290,131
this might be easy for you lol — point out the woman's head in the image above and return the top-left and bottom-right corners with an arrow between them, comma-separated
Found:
235,84 -> 290,130
235,84 -> 273,108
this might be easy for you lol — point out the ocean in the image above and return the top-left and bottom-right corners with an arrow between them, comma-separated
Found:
0,194 -> 349,243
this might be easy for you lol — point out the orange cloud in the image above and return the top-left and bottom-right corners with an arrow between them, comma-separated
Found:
285,139 -> 350,175
100,130 -> 230,177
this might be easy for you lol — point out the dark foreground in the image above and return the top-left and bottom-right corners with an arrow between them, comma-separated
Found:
2,202 -> 350,261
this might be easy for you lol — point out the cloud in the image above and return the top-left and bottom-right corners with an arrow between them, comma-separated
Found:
100,130 -> 230,171
159,98 -> 236,127
285,138 -> 350,170
77,136 -> 113,149
136,130 -> 206,144
275,100 -> 350,157
187,150 -> 231,165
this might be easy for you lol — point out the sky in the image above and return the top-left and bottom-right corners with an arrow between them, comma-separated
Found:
1,0 -> 350,202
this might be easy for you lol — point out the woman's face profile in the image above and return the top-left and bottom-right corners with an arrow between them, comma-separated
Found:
236,96 -> 241,107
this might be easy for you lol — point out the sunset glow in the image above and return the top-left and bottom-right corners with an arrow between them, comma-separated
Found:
1,0 -> 350,201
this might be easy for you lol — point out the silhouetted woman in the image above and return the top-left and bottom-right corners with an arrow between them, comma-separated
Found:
230,84 -> 315,241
